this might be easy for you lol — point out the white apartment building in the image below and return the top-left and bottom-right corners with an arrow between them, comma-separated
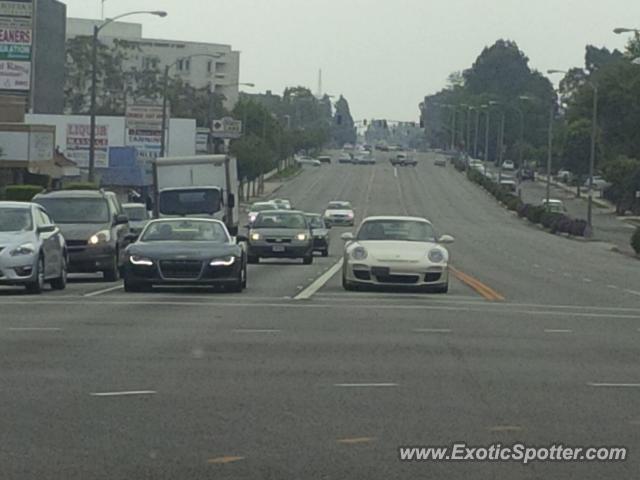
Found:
66,18 -> 241,109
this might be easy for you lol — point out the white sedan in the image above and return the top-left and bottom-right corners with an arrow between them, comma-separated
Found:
341,216 -> 454,293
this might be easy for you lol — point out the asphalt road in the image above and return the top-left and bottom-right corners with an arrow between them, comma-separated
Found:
1,151 -> 639,479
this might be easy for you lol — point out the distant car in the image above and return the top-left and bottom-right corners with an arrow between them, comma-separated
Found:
584,176 -> 610,191
557,169 -> 573,183
0,202 -> 68,293
246,210 -> 314,264
33,189 -> 130,281
542,199 -> 568,214
363,145 -> 373,152
305,213 -> 330,257
375,144 -> 389,152
518,168 -> 535,181
122,203 -> 151,237
318,156 -> 332,164
341,216 -> 454,293
434,157 -> 447,167
499,179 -> 517,193
296,157 -> 321,167
502,160 -> 515,170
123,218 -> 246,293
271,199 -> 292,210
391,154 -> 416,166
323,201 -> 355,227
247,201 -> 284,226
338,154 -> 352,164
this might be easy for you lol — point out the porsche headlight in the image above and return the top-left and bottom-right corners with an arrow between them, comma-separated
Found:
10,242 -> 35,256
89,230 -> 111,245
428,248 -> 445,263
250,232 -> 261,241
129,255 -> 153,266
210,256 -> 236,267
351,246 -> 368,260
296,233 -> 308,241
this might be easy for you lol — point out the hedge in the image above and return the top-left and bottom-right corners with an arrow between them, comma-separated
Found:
63,182 -> 99,190
466,166 -> 590,237
3,185 -> 44,202
632,227 -> 640,255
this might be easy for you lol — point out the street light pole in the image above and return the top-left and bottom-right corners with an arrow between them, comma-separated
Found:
546,99 -> 554,208
587,85 -> 598,228
473,108 -> 480,159
483,107 -> 490,174
88,10 -> 167,183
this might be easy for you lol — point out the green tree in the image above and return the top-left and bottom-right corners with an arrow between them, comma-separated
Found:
561,119 -> 597,195
333,95 -> 356,146
602,156 -> 640,214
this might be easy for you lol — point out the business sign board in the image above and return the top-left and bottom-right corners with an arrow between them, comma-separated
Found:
0,0 -> 31,90
211,117 -> 242,139
196,127 -> 209,153
0,59 -> 28,89
0,123 -> 54,167
0,1 -> 33,18
66,123 -> 109,168
125,104 -> 166,163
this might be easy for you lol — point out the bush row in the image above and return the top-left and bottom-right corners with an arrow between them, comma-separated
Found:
2,185 -> 44,201
466,169 -> 590,237
632,227 -> 640,255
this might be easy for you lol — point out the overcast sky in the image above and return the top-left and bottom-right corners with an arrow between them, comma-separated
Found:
60,0 -> 639,121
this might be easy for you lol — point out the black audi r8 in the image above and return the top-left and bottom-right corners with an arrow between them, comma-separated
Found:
123,218 -> 247,293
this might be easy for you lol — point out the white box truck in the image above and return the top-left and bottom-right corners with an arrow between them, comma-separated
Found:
153,155 -> 239,235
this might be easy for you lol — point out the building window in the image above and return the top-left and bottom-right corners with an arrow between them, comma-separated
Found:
177,58 -> 191,73
142,56 -> 159,70
207,60 -> 214,75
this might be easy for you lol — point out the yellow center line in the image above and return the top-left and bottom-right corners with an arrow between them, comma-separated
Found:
207,456 -> 245,465
450,267 -> 505,302
337,437 -> 376,445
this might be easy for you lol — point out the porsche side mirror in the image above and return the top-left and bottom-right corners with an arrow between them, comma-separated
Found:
341,232 -> 354,242
438,234 -> 455,244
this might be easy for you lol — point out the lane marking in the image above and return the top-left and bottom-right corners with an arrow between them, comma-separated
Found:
414,328 -> 452,333
607,285 -> 619,289
294,259 -> 343,300
450,267 -> 504,302
84,285 -> 124,297
489,425 -> 523,433
334,383 -> 398,388
544,329 -> 573,334
337,437 -> 376,445
232,329 -> 281,333
90,390 -> 157,397
7,327 -> 62,331
582,278 -> 592,283
207,456 -> 245,465
624,289 -> 640,297
587,383 -> 640,388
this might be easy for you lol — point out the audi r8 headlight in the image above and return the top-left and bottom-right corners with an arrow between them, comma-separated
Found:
428,248 -> 446,263
89,230 -> 111,245
129,255 -> 153,266
351,246 -> 368,260
296,233 -> 308,241
210,256 -> 236,267
10,242 -> 35,256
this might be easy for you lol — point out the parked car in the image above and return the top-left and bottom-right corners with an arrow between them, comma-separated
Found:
305,213 -> 331,257
0,202 -> 68,293
517,168 -> 535,181
123,218 -> 246,293
502,160 -> 515,170
33,190 -> 130,281
584,176 -> 611,191
557,169 -> 573,183
341,216 -> 454,293
318,156 -> 332,164
338,153 -> 352,164
323,201 -> 355,227
499,179 -> 517,193
542,199 -> 568,214
246,210 -> 314,264
434,157 -> 447,167
295,156 -> 321,167
122,203 -> 151,237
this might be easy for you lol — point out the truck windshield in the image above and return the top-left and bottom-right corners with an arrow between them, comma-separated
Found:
159,189 -> 222,216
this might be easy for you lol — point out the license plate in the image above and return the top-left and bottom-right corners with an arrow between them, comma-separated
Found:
272,246 -> 286,252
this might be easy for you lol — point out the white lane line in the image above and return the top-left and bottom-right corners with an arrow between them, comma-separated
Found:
544,329 -> 573,334
232,329 -> 281,333
582,278 -> 592,283
7,327 -> 62,331
607,285 -> 619,289
414,328 -> 452,333
90,390 -> 157,397
533,264 -> 541,268
587,383 -> 640,389
394,167 -> 398,178
84,285 -> 124,297
294,259 -> 343,300
624,289 -> 640,297
334,383 -> 398,388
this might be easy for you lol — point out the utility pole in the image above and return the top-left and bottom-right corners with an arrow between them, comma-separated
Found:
587,85 -> 598,229
473,109 -> 480,159
483,109 -> 490,174
546,100 -> 554,208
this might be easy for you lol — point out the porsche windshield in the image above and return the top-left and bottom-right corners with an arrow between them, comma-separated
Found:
357,220 -> 436,242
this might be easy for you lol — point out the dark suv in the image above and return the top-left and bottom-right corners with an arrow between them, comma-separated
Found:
33,190 -> 130,281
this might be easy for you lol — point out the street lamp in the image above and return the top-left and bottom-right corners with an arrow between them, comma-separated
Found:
613,27 -> 640,34
548,68 -> 598,228
488,101 -> 506,181
88,10 -> 167,182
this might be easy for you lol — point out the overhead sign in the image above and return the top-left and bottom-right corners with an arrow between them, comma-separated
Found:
211,117 -> 242,139
66,123 -> 109,169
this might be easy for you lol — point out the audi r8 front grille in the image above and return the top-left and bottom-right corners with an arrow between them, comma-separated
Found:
159,260 -> 203,279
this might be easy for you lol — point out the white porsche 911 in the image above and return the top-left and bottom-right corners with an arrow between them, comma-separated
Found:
341,216 -> 454,293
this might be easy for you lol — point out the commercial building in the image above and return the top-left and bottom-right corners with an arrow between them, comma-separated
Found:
66,18 -> 241,110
